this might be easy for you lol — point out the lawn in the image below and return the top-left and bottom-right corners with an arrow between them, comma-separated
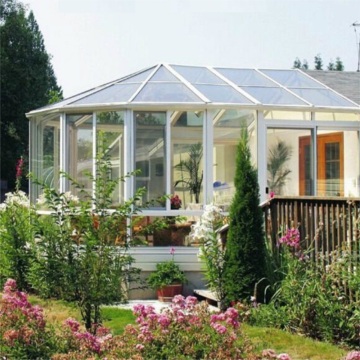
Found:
31,296 -> 347,359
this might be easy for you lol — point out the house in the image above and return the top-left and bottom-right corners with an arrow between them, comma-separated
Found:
26,64 -> 360,298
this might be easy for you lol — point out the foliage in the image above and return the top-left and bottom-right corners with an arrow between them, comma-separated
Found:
292,54 -> 344,71
147,248 -> 187,289
267,140 -> 292,195
250,235 -> 360,348
174,142 -> 203,204
0,190 -> 35,291
223,127 -> 266,304
0,0 -> 62,191
104,295 -> 259,360
29,150 -> 147,332
190,203 -> 227,310
0,279 -> 58,359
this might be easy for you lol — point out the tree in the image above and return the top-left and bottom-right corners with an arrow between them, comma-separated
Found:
292,58 -> 309,70
223,127 -> 266,304
314,54 -> 323,70
327,59 -> 335,71
335,57 -> 344,71
0,0 -> 62,192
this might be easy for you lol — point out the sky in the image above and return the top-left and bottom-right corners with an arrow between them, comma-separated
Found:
24,0 -> 360,98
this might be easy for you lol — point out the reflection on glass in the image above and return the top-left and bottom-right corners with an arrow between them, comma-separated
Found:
96,111 -> 125,206
135,112 -> 166,208
68,114 -> 93,198
42,124 -> 60,188
213,109 -> 256,208
268,128 -> 311,196
171,111 -> 203,208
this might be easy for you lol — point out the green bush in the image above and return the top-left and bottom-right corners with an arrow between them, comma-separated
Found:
250,239 -> 360,347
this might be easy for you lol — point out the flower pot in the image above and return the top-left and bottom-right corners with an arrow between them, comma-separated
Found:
157,284 -> 183,302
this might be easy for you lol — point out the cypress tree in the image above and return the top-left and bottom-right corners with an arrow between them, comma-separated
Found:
223,127 -> 266,303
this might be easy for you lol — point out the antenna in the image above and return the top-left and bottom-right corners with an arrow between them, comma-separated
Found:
352,21 -> 360,71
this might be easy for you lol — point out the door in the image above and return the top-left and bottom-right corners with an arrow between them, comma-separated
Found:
299,132 -> 344,196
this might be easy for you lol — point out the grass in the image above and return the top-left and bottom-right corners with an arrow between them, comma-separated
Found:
25,295 -> 347,359
244,324 -> 347,360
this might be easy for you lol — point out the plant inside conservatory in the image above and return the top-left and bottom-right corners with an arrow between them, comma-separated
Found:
174,143 -> 203,204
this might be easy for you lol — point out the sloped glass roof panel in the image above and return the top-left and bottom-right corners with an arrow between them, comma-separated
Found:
240,86 -> 308,105
195,84 -> 253,104
215,68 -> 277,87
291,88 -> 357,107
171,65 -> 226,84
150,66 -> 180,82
260,70 -> 325,88
214,109 -> 255,127
120,67 -> 155,83
133,83 -> 203,102
72,84 -> 140,104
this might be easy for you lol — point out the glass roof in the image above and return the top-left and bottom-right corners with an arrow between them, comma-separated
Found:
29,64 -> 359,114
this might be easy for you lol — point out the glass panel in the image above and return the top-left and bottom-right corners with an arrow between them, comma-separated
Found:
260,69 -> 325,88
343,130 -> 360,197
96,111 -> 125,206
315,112 -> 360,121
33,116 -> 61,204
316,131 -> 344,196
240,86 -> 308,105
213,109 -> 256,210
135,112 -> 166,208
267,128 -> 312,196
68,115 -> 93,199
131,216 -> 197,247
172,65 -> 226,84
150,66 -> 180,82
134,83 -> 203,102
121,67 -> 155,83
215,68 -> 277,87
73,84 -> 140,104
172,111 -> 204,208
264,110 -> 311,120
195,84 -> 253,104
291,88 -> 356,107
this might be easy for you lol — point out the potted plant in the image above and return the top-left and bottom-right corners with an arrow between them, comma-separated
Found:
147,248 -> 187,302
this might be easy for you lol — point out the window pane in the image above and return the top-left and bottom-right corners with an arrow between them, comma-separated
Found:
240,86 -> 307,105
264,110 -> 311,120
260,69 -> 325,88
73,84 -> 140,104
195,84 -> 253,103
215,68 -> 277,87
213,109 -> 256,209
96,111 -> 125,206
291,88 -> 356,107
135,112 -> 166,208
315,112 -> 360,121
268,128 -> 312,196
150,66 -> 180,82
134,83 -> 203,102
68,114 -> 93,199
172,111 -> 204,208
172,65 -> 225,84
121,67 -> 155,83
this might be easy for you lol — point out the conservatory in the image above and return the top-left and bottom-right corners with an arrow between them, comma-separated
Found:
27,63 -> 360,249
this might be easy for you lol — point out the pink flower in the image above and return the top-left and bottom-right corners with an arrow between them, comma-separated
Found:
346,351 -> 360,360
16,157 -> 24,179
136,343 -> 145,350
211,323 -> 227,334
270,191 -> 275,198
277,354 -> 292,360
170,194 -> 182,209
170,247 -> 175,255
65,317 -> 80,332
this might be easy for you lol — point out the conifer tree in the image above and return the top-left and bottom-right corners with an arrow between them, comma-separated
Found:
223,127 -> 266,303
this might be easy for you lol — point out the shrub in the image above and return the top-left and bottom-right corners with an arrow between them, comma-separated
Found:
250,234 -> 360,347
0,278 -> 58,359
0,190 -> 35,291
190,203 -> 227,310
29,149 -> 147,332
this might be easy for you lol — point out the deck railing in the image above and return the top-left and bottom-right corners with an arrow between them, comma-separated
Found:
261,196 -> 360,264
